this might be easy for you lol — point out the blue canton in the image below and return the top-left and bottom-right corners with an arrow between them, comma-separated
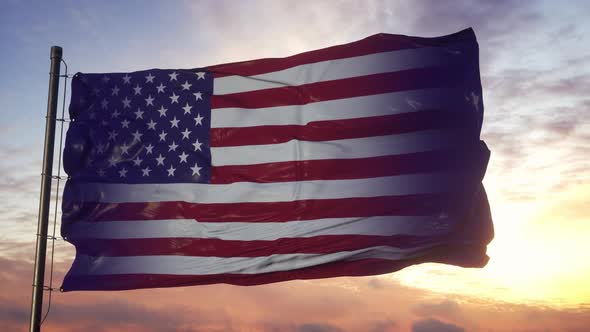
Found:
65,69 -> 213,184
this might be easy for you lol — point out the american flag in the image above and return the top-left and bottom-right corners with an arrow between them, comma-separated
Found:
60,28 -> 493,291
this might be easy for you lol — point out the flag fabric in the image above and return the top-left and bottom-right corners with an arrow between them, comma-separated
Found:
60,28 -> 493,291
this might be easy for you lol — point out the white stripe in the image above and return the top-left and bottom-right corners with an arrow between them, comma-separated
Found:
213,45 -> 472,95
68,173 -> 457,204
68,245 -> 441,276
212,129 -> 460,166
211,89 -> 459,128
66,215 -> 450,240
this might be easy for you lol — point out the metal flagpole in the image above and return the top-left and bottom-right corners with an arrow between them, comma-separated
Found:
29,45 -> 62,332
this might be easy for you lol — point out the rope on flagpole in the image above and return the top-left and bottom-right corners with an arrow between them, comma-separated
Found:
40,58 -> 69,326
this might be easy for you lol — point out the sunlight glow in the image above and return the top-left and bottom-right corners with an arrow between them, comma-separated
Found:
393,183 -> 590,308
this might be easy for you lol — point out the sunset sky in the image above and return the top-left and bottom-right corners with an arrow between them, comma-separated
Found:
1,1 -> 590,331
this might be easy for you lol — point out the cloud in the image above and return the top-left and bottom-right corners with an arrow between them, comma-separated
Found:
0,299 -> 204,332
297,323 -> 343,332
411,318 -> 465,332
368,320 -> 397,332
1,255 -> 590,331
367,278 -> 385,289
480,93 -> 590,205
0,299 -> 28,326
412,299 -> 461,319
0,291 -> 231,332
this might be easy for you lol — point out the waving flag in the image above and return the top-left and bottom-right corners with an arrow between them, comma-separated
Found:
60,28 -> 493,291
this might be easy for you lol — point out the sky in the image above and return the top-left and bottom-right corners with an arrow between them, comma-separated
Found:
1,0 -> 589,331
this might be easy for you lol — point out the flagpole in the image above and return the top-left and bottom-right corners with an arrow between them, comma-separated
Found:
29,45 -> 62,332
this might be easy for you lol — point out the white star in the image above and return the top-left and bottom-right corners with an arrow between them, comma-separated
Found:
190,162 -> 202,176
122,74 -> 131,84
178,151 -> 189,163
145,73 -> 155,83
111,85 -> 120,96
132,156 -> 143,166
102,75 -> 110,83
169,92 -> 179,104
120,142 -> 131,155
96,143 -> 106,154
131,130 -> 143,142
192,139 -> 202,151
195,72 -> 206,80
193,91 -> 203,101
145,143 -> 154,154
168,141 -> 179,152
156,83 -> 166,93
170,116 -> 179,128
141,166 -> 152,176
169,71 -> 178,81
158,130 -> 168,142
181,81 -> 192,90
100,99 -> 109,109
470,92 -> 481,112
181,128 -> 191,140
133,84 -> 142,95
107,156 -> 119,167
111,109 -> 121,119
167,165 -> 176,176
118,168 -> 128,178
182,103 -> 192,114
121,119 -> 130,128
146,119 -> 157,130
155,154 -> 166,166
145,94 -> 155,106
193,113 -> 204,126
134,108 -> 144,119
122,97 -> 131,108
97,168 -> 106,176
107,130 -> 118,141
157,105 -> 168,117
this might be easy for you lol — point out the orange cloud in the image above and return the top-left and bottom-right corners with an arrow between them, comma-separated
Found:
2,256 -> 589,332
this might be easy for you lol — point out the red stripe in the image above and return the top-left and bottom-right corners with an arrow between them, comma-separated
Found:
62,194 -> 453,224
210,110 -> 477,147
70,234 -> 439,257
210,147 -> 487,184
60,243 -> 488,291
206,29 -> 475,78
210,67 -> 465,109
